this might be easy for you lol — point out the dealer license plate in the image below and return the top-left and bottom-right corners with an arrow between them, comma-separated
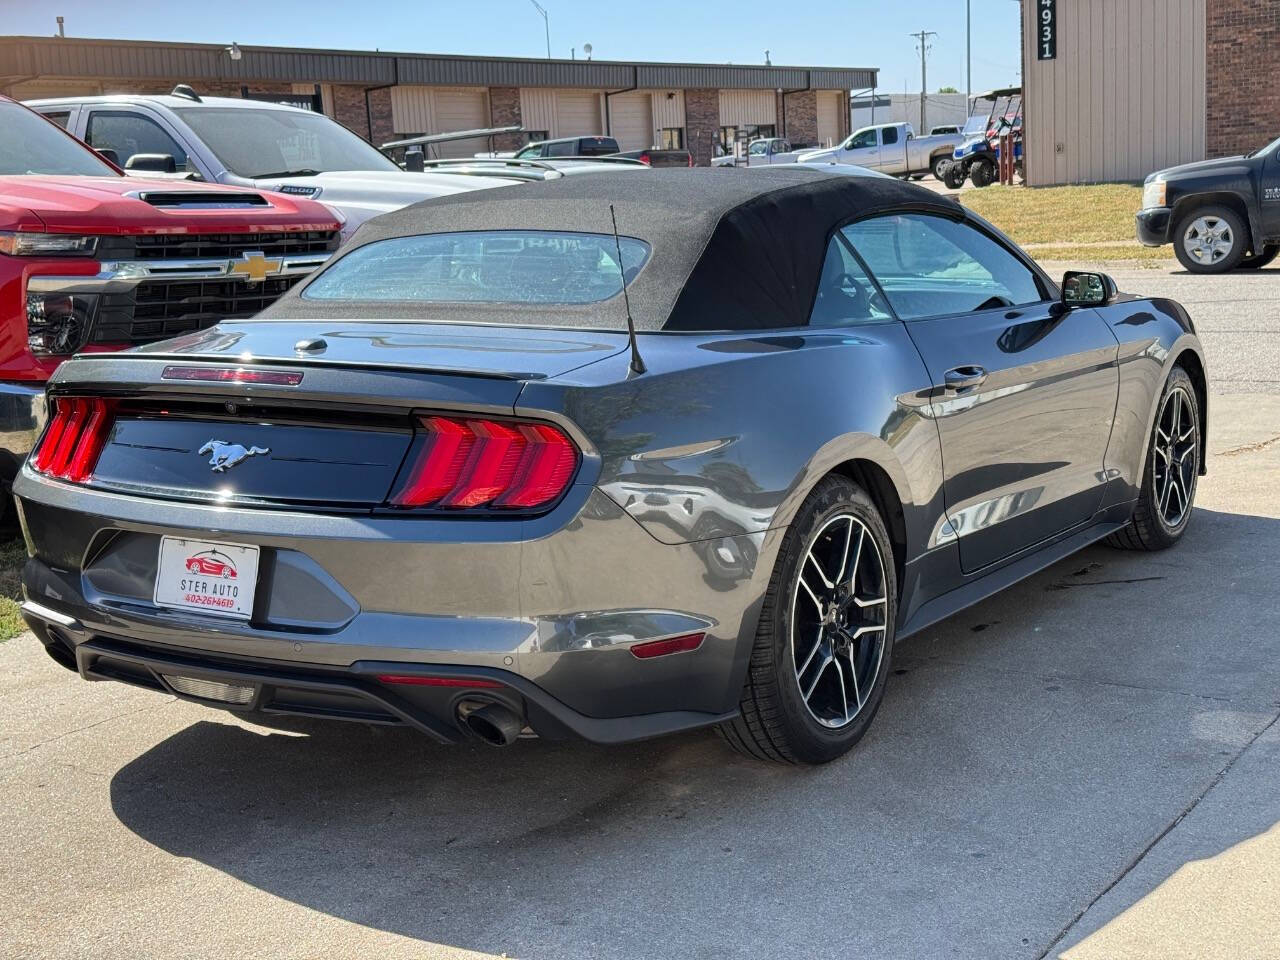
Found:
153,536 -> 259,620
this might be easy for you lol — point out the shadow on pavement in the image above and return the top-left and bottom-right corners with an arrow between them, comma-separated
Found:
107,507 -> 1280,960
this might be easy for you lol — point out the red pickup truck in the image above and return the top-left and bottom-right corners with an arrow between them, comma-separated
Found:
0,97 -> 340,494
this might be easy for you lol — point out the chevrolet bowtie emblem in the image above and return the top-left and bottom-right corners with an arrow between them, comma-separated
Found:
228,251 -> 283,284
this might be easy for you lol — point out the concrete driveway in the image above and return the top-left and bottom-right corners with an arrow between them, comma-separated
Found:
2,270 -> 1278,960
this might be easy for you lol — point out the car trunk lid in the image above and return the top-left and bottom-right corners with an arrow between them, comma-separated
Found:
42,321 -> 626,511
129,319 -> 628,381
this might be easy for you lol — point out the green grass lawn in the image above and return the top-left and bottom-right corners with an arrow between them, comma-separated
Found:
0,532 -> 26,641
959,183 -> 1170,264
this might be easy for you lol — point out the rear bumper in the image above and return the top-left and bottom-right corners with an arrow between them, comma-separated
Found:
14,470 -> 776,743
1136,207 -> 1173,246
23,612 -> 734,744
0,382 -> 46,489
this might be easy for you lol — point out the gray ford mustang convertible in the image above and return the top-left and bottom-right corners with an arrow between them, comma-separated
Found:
14,168 -> 1207,764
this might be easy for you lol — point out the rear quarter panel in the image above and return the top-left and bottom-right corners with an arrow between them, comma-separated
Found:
516,325 -> 947,560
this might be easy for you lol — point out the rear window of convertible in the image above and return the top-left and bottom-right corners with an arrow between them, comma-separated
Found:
302,230 -> 650,304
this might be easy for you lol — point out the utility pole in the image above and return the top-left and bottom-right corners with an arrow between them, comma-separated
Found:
966,0 -> 972,105
910,29 -> 937,133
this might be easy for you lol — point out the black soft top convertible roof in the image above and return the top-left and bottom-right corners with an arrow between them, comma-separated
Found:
265,167 -> 964,332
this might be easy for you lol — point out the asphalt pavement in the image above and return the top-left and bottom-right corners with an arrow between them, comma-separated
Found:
2,266 -> 1278,960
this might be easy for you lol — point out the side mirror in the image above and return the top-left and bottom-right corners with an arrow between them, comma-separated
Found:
403,148 -> 425,172
95,148 -> 120,166
124,153 -> 177,173
1061,270 -> 1118,308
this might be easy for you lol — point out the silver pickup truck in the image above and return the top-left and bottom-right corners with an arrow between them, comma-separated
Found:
797,122 -> 961,179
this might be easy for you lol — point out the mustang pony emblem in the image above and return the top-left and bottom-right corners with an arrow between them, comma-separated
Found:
199,440 -> 270,473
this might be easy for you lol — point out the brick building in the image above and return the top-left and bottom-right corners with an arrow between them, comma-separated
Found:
0,35 -> 872,166
1020,0 -> 1280,186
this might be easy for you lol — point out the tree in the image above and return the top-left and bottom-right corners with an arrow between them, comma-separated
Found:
938,85 -> 960,93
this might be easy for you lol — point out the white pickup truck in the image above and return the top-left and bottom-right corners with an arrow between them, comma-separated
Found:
797,122 -> 962,180
711,138 -> 811,167
26,90 -> 527,242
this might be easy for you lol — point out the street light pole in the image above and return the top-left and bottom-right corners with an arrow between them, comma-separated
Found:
966,0 -> 972,105
529,0 -> 551,59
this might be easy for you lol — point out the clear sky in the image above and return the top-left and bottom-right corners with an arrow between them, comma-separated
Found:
1,0 -> 1023,94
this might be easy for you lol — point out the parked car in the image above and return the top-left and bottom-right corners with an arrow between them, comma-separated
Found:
611,148 -> 694,167
26,89 -> 519,240
797,123 -> 962,180
711,138 -> 811,167
1137,135 -> 1280,273
0,96 -> 339,497
419,156 -> 653,181
16,168 -> 1206,764
512,136 -> 621,159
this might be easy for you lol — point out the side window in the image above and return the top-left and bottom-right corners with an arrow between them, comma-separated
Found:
808,235 -> 894,328
546,140 -> 577,157
514,144 -> 543,159
881,126 -> 899,146
85,111 -> 189,170
847,129 -> 877,150
841,213 -> 1046,320
41,110 -> 71,129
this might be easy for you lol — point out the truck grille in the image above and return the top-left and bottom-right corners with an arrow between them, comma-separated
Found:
93,276 -> 302,345
95,231 -> 338,261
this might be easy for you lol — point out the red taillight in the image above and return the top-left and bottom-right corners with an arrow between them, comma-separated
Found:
687,153 -> 694,167
390,415 -> 578,511
30,396 -> 116,482
630,632 -> 706,659
638,152 -> 652,165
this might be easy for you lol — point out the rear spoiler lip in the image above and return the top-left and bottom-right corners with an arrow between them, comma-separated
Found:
52,351 -> 540,382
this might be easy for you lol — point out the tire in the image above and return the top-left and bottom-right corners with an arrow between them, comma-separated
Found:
1239,244 -> 1280,270
1107,366 -> 1200,551
970,158 -> 997,188
910,174 -> 926,181
717,476 -> 897,764
943,163 -> 967,190
1173,205 -> 1247,273
930,155 -> 948,180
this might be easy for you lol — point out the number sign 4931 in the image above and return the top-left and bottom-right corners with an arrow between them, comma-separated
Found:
1038,0 -> 1057,61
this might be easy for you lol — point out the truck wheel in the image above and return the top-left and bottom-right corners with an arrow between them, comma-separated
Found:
1239,244 -> 1279,270
930,156 -> 948,180
943,163 -> 967,190
970,158 -> 997,188
1174,205 -> 1247,273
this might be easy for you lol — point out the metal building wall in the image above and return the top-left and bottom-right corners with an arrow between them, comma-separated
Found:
518,88 -> 606,139
718,90 -> 776,127
1023,0 -> 1206,186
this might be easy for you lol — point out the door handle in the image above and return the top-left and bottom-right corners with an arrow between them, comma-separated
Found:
944,365 -> 988,391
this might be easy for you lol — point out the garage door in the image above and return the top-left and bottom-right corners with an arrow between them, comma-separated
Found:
718,90 -> 776,127
432,89 -> 489,158
555,91 -> 602,138
816,92 -> 842,148
610,92 -> 654,151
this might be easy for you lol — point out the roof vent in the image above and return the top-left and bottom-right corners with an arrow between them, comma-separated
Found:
171,84 -> 202,102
